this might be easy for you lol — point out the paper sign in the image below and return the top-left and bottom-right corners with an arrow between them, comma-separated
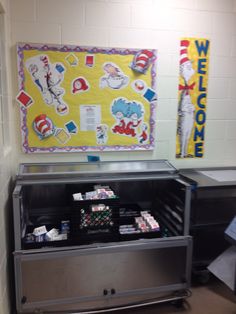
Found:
80,105 -> 101,131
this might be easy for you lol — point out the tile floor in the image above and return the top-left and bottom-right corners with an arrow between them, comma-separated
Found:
114,276 -> 236,314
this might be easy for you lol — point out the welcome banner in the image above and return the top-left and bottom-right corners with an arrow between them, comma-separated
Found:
176,37 -> 210,158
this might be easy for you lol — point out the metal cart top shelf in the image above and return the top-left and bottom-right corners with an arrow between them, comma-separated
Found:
180,167 -> 236,188
17,160 -> 178,184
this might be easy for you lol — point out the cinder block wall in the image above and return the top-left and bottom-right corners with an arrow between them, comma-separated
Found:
10,0 -> 236,168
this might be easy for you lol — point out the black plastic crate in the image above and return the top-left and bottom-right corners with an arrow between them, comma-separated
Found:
71,197 -> 120,243
118,203 -> 141,224
22,224 -> 72,249
119,230 -> 161,242
74,226 -> 119,244
72,197 -> 120,210
118,204 -> 161,242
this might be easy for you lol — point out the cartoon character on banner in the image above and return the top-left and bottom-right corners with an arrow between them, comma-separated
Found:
111,98 -> 144,140
139,123 -> 148,144
130,50 -> 154,74
100,62 -> 129,89
177,91 -> 195,158
177,40 -> 196,158
26,55 -> 68,115
125,102 -> 142,137
111,98 -> 128,134
72,77 -> 89,94
96,124 -> 108,144
33,114 -> 55,140
132,80 -> 146,93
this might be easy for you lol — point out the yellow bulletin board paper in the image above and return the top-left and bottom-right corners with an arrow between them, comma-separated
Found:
176,38 -> 210,159
17,43 -> 157,153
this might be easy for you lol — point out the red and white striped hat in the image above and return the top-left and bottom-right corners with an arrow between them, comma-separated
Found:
132,50 -> 153,73
34,114 -> 53,137
40,55 -> 49,68
180,40 -> 190,65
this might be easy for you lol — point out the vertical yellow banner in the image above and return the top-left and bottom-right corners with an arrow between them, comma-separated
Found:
176,38 -> 210,158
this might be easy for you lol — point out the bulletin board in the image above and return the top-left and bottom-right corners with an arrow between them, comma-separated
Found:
16,43 -> 157,153
176,37 -> 210,159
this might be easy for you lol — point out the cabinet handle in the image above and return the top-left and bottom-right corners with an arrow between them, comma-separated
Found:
103,289 -> 108,296
111,288 -> 116,295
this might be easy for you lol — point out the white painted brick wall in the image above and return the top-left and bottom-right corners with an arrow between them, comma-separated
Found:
10,0 -> 36,22
131,3 -> 153,29
12,21 -> 61,44
205,120 -> 227,140
37,0 -> 85,25
196,0 -> 234,12
62,25 -> 109,46
204,139 -> 226,161
172,9 -> 213,33
232,36 -> 236,56
85,1 -> 131,28
208,78 -> 230,98
108,27 -> 151,48
210,56 -> 236,78
211,34 -> 233,57
229,78 -> 236,98
225,139 -> 236,161
226,100 -> 236,119
226,120 -> 236,138
8,0 -> 236,171
207,99 -> 231,120
157,98 -> 178,120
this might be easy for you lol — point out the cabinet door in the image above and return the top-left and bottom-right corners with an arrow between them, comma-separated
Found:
15,237 -> 192,313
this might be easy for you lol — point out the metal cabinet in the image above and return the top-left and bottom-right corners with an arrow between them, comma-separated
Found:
180,167 -> 236,282
13,160 -> 192,313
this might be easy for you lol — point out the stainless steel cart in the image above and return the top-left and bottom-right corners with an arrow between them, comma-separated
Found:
13,160 -> 192,313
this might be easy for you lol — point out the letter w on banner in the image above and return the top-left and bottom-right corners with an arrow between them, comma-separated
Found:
176,38 -> 210,158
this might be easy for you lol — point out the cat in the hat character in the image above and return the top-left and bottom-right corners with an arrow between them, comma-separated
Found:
177,90 -> 195,158
177,40 -> 196,158
26,55 -> 68,115
27,62 -> 51,101
179,40 -> 195,83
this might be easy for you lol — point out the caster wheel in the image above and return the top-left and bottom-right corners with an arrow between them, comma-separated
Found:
198,270 -> 210,284
192,268 -> 211,285
171,298 -> 184,308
